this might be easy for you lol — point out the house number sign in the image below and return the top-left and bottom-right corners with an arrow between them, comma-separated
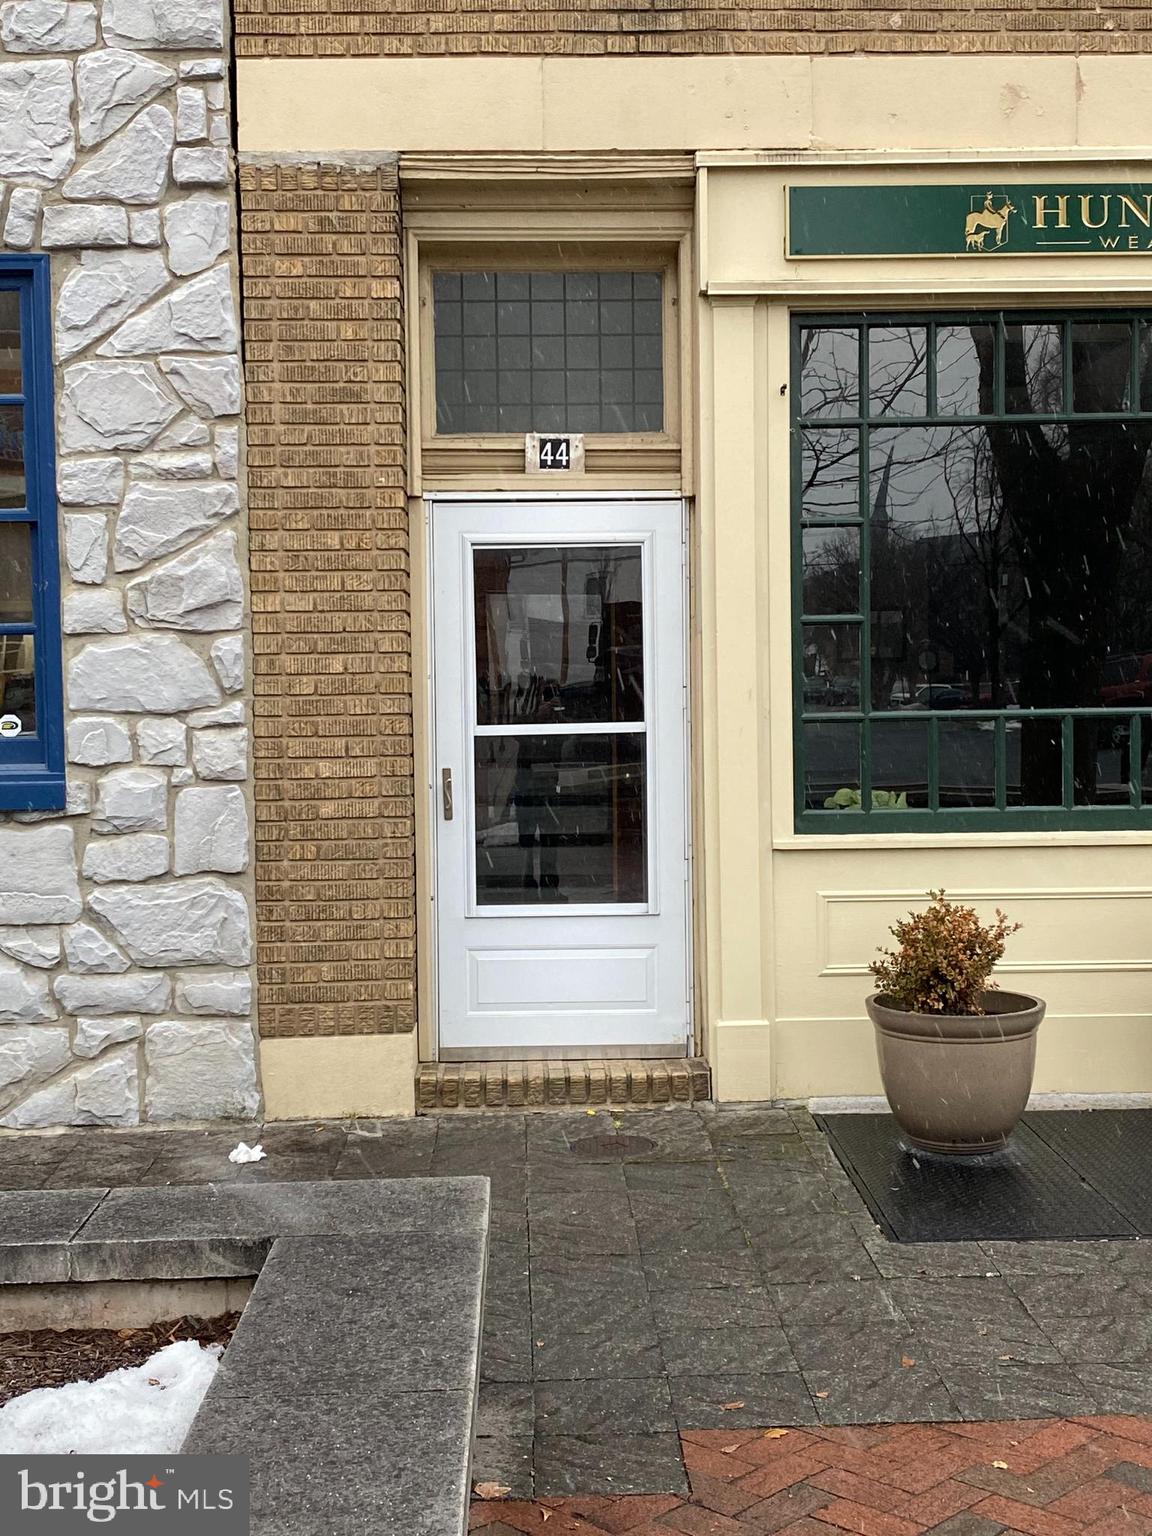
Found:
787,184 -> 1152,259
525,433 -> 586,473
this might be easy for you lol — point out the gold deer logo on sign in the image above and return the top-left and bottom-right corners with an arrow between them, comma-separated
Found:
964,192 -> 1016,251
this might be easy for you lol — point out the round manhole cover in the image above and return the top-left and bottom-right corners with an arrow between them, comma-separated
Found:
569,1133 -> 657,1158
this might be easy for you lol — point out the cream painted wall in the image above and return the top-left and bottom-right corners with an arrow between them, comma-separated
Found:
236,55 -> 1152,156
770,852 -> 1152,1098
698,158 -> 1152,1099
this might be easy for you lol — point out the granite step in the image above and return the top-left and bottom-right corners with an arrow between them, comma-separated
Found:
0,1178 -> 490,1536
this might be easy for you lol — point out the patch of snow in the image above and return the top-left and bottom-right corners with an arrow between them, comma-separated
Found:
0,1339 -> 221,1455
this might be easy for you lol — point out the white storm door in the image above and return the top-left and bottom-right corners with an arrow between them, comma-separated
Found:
432,499 -> 690,1057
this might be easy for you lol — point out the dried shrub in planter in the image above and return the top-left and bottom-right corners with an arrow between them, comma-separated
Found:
869,889 -> 1021,1016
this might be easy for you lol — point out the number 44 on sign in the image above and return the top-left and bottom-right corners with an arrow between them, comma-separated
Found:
525,432 -> 585,474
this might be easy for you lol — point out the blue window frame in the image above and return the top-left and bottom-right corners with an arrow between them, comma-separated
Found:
0,257 -> 63,811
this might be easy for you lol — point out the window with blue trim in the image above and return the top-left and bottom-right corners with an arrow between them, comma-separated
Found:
0,258 -> 63,811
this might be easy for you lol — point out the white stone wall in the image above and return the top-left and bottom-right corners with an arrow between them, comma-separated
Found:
0,0 -> 258,1128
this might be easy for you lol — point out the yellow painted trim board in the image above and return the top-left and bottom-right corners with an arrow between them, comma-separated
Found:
237,56 -> 1152,156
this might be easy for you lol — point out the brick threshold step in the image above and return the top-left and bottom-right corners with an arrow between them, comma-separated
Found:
417,1058 -> 711,1112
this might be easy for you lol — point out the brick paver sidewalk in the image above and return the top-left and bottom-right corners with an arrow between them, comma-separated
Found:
470,1417 -> 1152,1536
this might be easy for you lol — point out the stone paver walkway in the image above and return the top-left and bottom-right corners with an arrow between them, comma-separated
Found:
470,1416 -> 1152,1535
3,1107 -> 1151,1498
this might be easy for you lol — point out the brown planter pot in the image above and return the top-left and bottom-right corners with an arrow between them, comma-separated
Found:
866,989 -> 1046,1156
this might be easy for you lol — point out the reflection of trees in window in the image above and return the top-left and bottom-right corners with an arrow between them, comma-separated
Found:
982,327 -> 1152,802
795,314 -> 1152,821
799,327 -> 858,418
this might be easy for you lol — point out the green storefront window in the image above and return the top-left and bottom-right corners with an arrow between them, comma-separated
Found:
792,312 -> 1152,831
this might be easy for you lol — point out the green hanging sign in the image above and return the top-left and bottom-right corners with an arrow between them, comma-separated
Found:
787,184 -> 1152,259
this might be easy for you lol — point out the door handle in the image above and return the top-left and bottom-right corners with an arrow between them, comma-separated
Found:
441,767 -> 454,821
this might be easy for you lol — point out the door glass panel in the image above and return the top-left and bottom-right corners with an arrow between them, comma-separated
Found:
798,326 -> 859,419
801,622 -> 860,711
800,428 -> 859,521
0,405 -> 25,508
803,720 -> 860,811
474,733 -> 647,905
869,325 -> 927,417
0,522 -> 32,621
872,718 -> 928,808
0,633 -> 35,734
938,718 -> 996,809
1005,323 -> 1064,414
801,526 -> 860,617
0,292 -> 20,396
1071,322 -> 1132,412
474,546 -> 644,725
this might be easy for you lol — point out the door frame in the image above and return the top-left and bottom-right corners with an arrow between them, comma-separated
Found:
418,491 -> 695,1063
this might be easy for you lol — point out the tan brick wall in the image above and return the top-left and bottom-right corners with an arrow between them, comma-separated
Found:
233,1 -> 1149,58
238,160 -> 416,1040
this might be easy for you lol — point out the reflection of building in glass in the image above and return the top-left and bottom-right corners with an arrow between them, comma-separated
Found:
472,545 -> 648,904
0,635 -> 34,733
0,406 -> 25,508
0,523 -> 32,625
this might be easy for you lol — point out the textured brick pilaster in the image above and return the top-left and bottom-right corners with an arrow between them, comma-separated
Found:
238,161 -> 416,1040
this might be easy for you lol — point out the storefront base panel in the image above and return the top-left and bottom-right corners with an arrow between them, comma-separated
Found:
259,1035 -> 418,1121
1033,1016 -> 1152,1096
765,1014 -> 1152,1101
771,1019 -> 886,1102
711,1021 -> 774,1103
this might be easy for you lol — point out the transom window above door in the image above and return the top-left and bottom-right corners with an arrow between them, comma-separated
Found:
433,270 -> 664,436
415,240 -> 686,486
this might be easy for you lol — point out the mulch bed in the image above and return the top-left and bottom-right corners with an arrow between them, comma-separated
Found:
0,1314 -> 241,1407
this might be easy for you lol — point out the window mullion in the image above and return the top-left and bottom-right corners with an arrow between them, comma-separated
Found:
928,714 -> 940,812
1062,318 -> 1074,412
1062,714 -> 1075,809
926,319 -> 938,417
858,323 -> 872,814
472,723 -> 646,738
1136,317 -> 1148,414
994,315 -> 1006,416
994,717 -> 1007,812
1131,714 -> 1143,809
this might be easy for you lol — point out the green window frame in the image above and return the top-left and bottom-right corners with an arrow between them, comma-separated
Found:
792,310 -> 1152,834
